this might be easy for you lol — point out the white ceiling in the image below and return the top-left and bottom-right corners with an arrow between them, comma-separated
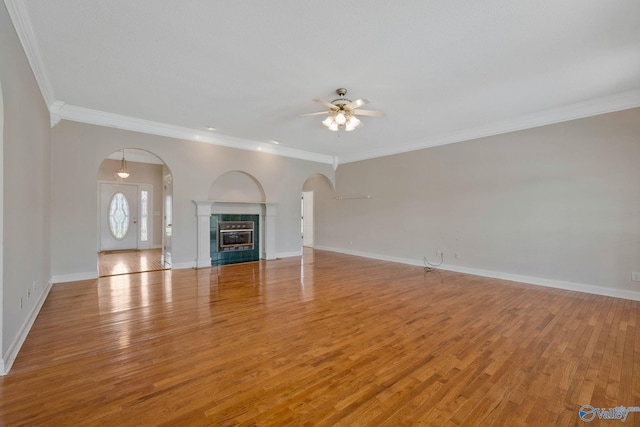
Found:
9,0 -> 640,165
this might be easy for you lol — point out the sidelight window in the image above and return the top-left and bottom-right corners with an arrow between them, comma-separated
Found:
140,190 -> 148,242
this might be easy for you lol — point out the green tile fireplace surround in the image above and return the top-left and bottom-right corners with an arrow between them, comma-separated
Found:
210,214 -> 260,266
193,201 -> 277,269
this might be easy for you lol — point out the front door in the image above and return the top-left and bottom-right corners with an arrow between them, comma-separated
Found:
100,183 -> 138,251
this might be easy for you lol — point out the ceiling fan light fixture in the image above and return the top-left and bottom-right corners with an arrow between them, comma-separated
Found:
302,88 -> 383,132
334,111 -> 347,125
347,115 -> 360,128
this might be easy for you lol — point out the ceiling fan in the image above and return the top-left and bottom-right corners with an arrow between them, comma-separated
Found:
300,88 -> 385,132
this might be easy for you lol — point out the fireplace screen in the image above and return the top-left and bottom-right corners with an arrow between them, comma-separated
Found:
218,221 -> 254,251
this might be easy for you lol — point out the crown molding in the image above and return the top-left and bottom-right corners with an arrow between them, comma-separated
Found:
55,88 -> 640,169
336,89 -> 640,165
4,0 -> 55,106
48,100 -> 65,127
5,1 -> 639,169
56,104 -> 335,165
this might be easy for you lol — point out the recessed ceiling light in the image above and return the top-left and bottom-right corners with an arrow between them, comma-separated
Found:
205,126 -> 216,131
270,140 -> 280,145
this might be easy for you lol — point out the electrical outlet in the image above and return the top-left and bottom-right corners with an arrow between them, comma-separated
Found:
632,272 -> 640,282
454,252 -> 460,260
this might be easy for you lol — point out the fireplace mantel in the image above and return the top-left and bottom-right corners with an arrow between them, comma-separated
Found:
193,200 -> 277,268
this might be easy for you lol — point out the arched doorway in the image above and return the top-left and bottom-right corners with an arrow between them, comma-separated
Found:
96,149 -> 173,276
301,173 -> 334,252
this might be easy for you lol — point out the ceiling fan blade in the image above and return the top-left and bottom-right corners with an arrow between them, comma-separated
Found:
299,111 -> 330,117
343,98 -> 369,111
313,98 -> 337,109
353,109 -> 386,117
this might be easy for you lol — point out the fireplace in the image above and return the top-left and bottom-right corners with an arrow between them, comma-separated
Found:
218,221 -> 254,251
194,200 -> 276,269
210,214 -> 260,266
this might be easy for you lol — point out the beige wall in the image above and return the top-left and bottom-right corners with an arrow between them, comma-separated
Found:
0,3 -> 52,367
315,108 -> 640,298
2,0 -> 639,375
51,121 -> 335,278
208,171 -> 266,202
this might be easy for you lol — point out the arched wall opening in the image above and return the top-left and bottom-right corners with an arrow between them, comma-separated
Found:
96,148 -> 173,275
301,174 -> 335,250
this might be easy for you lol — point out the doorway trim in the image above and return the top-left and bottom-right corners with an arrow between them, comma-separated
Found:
96,149 -> 173,274
0,80 -> 4,374
302,191 -> 314,247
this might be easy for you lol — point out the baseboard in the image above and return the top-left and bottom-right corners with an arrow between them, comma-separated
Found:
171,261 -> 196,270
51,271 -> 99,283
2,279 -> 54,375
439,263 -> 640,301
314,246 -> 425,267
315,246 -> 640,302
275,251 -> 303,259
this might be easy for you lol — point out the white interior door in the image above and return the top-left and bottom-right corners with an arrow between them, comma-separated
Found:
302,191 -> 314,247
100,183 -> 138,251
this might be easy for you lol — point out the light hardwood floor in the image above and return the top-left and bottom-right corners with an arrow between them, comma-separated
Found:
1,250 -> 638,426
98,248 -> 166,277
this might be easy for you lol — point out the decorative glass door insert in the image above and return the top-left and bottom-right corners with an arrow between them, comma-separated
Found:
109,192 -> 130,239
